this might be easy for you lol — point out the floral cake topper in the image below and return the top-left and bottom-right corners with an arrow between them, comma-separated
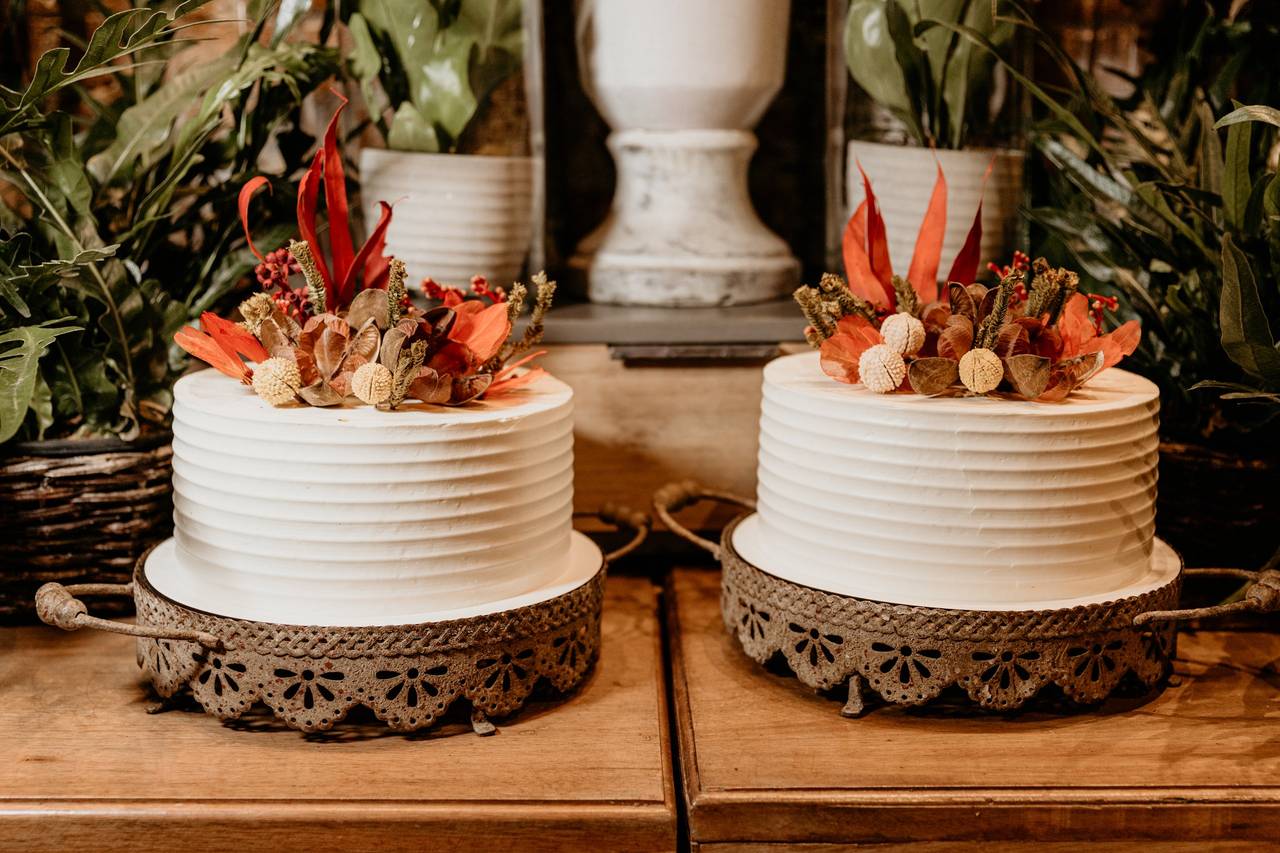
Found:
796,163 -> 1139,400
175,96 -> 553,410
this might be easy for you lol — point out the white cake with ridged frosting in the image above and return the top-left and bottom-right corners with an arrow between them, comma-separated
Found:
732,351 -> 1179,610
143,368 -> 601,626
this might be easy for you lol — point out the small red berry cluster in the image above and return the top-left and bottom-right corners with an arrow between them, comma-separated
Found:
422,275 -> 507,306
1085,293 -> 1119,334
255,247 -> 308,320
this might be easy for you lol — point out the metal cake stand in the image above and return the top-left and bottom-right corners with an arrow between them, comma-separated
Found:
35,506 -> 650,735
654,481 -> 1279,716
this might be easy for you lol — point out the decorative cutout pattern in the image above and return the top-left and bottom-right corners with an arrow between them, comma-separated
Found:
719,518 -> 1181,714
133,565 -> 605,733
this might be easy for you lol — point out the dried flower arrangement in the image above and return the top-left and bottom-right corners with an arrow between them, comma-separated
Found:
174,98 -> 553,410
797,165 -> 1140,400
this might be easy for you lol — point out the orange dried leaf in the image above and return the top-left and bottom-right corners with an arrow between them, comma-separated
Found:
907,161 -> 946,304
1079,320 -> 1140,370
819,332 -> 875,384
174,326 -> 251,384
842,202 -> 890,308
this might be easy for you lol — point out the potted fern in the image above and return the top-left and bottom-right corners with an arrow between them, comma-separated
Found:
930,1 -> 1280,568
344,0 -> 532,289
842,0 -> 1024,275
0,1 -> 336,617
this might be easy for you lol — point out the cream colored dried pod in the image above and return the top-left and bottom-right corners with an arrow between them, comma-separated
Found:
352,361 -> 393,406
251,357 -> 301,406
958,347 -> 1003,394
858,343 -> 906,393
880,311 -> 925,356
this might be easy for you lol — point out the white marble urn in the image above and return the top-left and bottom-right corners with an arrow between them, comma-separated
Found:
572,0 -> 799,306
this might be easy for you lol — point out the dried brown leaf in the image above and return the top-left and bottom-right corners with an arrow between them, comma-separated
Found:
937,315 -> 973,360
948,282 -> 976,321
1003,354 -> 1051,399
297,381 -> 344,407
407,367 -> 451,404
920,300 -> 951,333
448,373 -> 493,405
346,288 -> 391,331
993,322 -> 1029,358
908,357 -> 960,396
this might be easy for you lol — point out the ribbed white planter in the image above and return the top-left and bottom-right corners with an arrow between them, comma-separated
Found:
359,148 -> 533,288
846,141 -> 1024,282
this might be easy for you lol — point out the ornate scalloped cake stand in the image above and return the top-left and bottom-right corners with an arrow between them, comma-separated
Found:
655,481 -> 1279,716
35,507 -> 649,735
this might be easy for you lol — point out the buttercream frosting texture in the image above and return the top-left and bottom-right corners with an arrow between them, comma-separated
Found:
739,352 -> 1162,607
155,369 -> 575,624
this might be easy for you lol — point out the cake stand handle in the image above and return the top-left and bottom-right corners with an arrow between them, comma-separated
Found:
652,480 -> 756,560
1133,568 -> 1280,626
589,503 -> 652,563
35,582 -> 222,649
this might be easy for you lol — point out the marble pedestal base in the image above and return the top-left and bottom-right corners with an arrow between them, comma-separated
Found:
578,129 -> 798,306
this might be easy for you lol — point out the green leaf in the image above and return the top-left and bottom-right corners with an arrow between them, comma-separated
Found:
0,320 -> 80,443
1223,109 -> 1252,232
0,1 -> 214,136
1219,233 -> 1280,383
387,103 -> 442,153
87,53 -> 236,185
1214,105 -> 1280,131
845,1 -> 913,127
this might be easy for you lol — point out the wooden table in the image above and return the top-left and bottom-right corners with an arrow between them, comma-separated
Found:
0,576 -> 676,853
668,568 -> 1280,851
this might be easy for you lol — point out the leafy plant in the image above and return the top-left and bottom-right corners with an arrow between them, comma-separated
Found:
0,1 -> 339,443
342,0 -> 524,153
845,0 -> 1014,148
921,1 -> 1280,441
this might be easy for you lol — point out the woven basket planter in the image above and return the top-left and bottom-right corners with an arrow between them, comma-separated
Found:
1157,441 -> 1278,571
0,433 -> 172,622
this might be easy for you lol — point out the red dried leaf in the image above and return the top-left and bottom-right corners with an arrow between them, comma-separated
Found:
349,200 -> 394,292
297,148 -> 332,296
238,177 -> 271,262
175,326 -> 251,384
842,202 -> 891,309
854,159 -> 893,291
448,300 -> 511,363
1056,293 -> 1097,358
320,93 -> 356,306
199,312 -> 268,363
907,161 -> 946,305
487,367 -> 547,398
945,157 -> 993,285
1078,319 -> 1140,369
819,328 -> 879,384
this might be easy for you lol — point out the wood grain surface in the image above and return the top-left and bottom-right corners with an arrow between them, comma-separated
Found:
669,568 -> 1280,849
0,577 -> 675,852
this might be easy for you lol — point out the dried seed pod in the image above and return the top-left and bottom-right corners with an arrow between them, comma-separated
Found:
958,347 -> 1003,394
880,312 -> 926,356
251,357 -> 301,406
238,292 -> 275,335
858,343 -> 906,393
352,361 -> 393,406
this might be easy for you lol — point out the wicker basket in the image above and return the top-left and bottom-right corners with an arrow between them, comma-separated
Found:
0,433 -> 173,622
1157,440 -> 1278,571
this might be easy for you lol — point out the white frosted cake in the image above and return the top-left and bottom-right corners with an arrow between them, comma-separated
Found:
143,369 -> 600,626
732,352 -> 1179,610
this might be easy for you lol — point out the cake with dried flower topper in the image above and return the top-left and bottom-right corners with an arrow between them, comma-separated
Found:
143,99 -> 596,627
732,167 -> 1179,610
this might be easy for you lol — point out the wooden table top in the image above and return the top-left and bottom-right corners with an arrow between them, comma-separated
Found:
668,568 -> 1280,850
0,576 -> 676,853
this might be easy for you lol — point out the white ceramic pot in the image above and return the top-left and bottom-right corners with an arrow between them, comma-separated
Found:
845,141 -> 1024,282
581,0 -> 789,131
359,148 -> 534,288
572,0 -> 798,306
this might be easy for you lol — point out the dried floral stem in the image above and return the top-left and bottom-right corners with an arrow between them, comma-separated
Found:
387,339 -> 426,409
505,281 -> 528,326
289,239 -> 327,315
493,273 -> 555,369
794,285 -> 836,346
891,275 -> 920,316
818,273 -> 879,325
1026,257 -> 1079,325
977,273 -> 1017,349
386,258 -> 407,325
